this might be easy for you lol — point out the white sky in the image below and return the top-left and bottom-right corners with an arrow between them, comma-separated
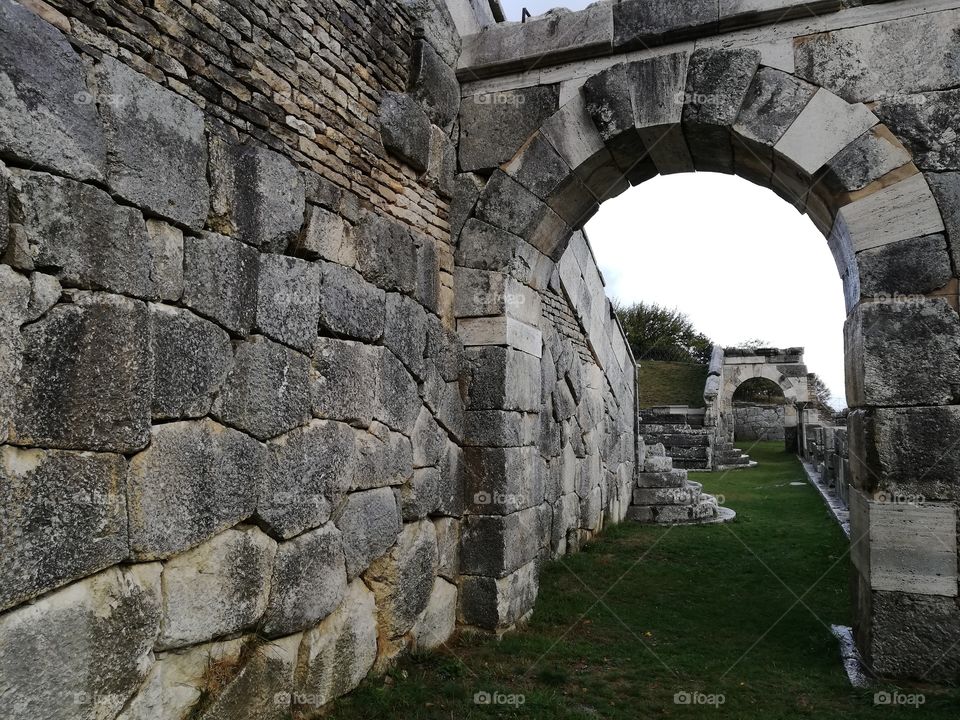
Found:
497,0 -> 848,409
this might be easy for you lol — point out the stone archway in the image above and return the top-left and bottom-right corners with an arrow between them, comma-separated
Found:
453,47 -> 960,680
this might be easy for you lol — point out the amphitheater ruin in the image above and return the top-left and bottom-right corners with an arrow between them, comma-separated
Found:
1,0 -> 959,716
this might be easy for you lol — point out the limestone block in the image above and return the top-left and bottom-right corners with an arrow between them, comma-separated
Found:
183,232 -> 260,336
262,523 -> 347,638
11,170 -> 157,298
613,0 -> 717,47
465,345 -> 541,413
458,316 -> 543,357
379,91 -> 431,172
820,126 -> 912,194
150,304 -> 233,420
426,315 -> 464,382
455,267 -> 541,325
353,421 -> 414,490
25,271 -> 61,321
437,440 -> 467,517
383,292 -> 428,380
434,517 -> 460,580
464,446 -> 544,516
857,233 -> 952,298
207,133 -> 305,253
260,420 -> 356,539
158,526 -> 277,650
255,254 -> 321,353
353,212 -> 418,295
459,85 -> 560,172
409,39 -> 460,129
875,89 -> 960,171
720,0 -> 840,30
294,580 -> 378,708
0,447 -> 128,612
0,265 -> 29,444
845,299 -> 960,408
91,56 -> 209,228
318,260 -> 386,343
0,161 -> 8,257
145,220 -> 184,302
458,558 -> 539,630
455,217 -> 524,273
127,419 -> 265,559
0,0 -> 106,181
928,172 -> 960,268
11,293 -> 152,453
464,410 -> 537,448
212,335 -> 311,441
0,563 -> 162,720
426,125 -> 457,198
460,506 -> 541,577
503,132 -> 574,203
774,88 -> 877,176
402,467 -> 441,521
412,577 -> 457,650
333,487 -> 402,579
295,204 -> 353,265
475,171 -> 570,260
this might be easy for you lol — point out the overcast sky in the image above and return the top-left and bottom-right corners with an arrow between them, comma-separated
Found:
497,0 -> 848,409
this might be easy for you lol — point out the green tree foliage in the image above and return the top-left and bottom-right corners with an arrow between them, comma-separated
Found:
807,373 -> 835,412
613,301 -> 713,364
732,376 -> 787,404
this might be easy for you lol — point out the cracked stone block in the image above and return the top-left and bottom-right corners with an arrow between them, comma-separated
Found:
11,293 -> 152,453
158,526 -> 277,650
378,91 -> 431,172
409,39 -> 460,129
262,523 -> 347,638
0,446 -> 129,612
149,304 -> 233,421
0,0 -> 106,181
127,419 -> 265,559
458,559 -> 539,631
255,254 -> 321,353
353,421 -> 413,491
333,487 -> 402,579
876,89 -> 960,171
91,56 -> 209,228
412,577 -> 457,651
145,220 -> 184,302
260,419 -> 356,540
401,467 -> 441,521
182,232 -> 260,336
294,203 -> 353,265
384,292 -> 428,380
0,563 -> 162,720
820,126 -> 912,194
317,260 -> 385,342
208,132 -> 305,253
10,170 -> 157,298
212,335 -> 312,441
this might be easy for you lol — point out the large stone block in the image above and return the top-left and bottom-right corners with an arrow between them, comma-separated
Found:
0,0 -> 106,181
353,421 -> 414,490
464,345 -> 541,413
333,487 -> 402,579
857,233 -> 952,298
460,507 -> 541,578
409,39 -> 460,129
464,446 -> 545,515
295,203 -> 353,265
149,303 -> 233,420
0,563 -> 162,720
127,419 -> 265,559
402,466 -> 441,521
411,577 -> 457,650
875,89 -> 960,171
384,292 -> 428,379
158,526 -> 277,650
91,56 -> 208,228
10,170 -> 157,298
260,419 -> 356,540
928,172 -> 960,268
732,67 -> 818,163
353,212 -> 418,295
212,335 -> 311,441
613,0 -> 717,46
458,559 -> 539,630
145,220 -> 184,302
183,232 -> 260,336
0,265 -> 29,444
454,217 -> 524,273
318,260 -> 386,342
255,254 -> 321,353
820,126 -> 912,195
11,293 -> 152,452
378,91 -> 431,172
0,447 -> 128,612
208,132 -> 305,253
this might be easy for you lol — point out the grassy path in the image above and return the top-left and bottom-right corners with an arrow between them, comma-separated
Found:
329,443 -> 960,718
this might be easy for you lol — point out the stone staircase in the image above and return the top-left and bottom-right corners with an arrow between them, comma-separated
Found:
626,443 -> 736,525
639,410 -> 755,471
712,438 -> 756,471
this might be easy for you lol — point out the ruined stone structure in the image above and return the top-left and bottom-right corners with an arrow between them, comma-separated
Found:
1,0 -> 960,714
734,403 -> 787,441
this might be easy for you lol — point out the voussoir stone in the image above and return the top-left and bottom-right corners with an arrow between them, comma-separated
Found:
0,563 -> 162,720
874,89 -> 960,171
0,446 -> 129,612
11,293 -> 152,453
262,523 -> 347,638
333,487 -> 402,579
378,91 -> 431,172
90,56 -> 209,229
127,419 -> 265,559
183,232 -> 260,336
158,526 -> 277,650
0,0 -> 106,181
857,233 -> 952,298
255,253 -> 321,353
409,38 -> 460,129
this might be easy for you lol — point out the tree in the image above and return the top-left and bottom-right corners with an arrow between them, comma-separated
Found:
613,301 -> 713,364
807,373 -> 835,412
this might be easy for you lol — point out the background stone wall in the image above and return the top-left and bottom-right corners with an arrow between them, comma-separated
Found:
733,403 -> 786,441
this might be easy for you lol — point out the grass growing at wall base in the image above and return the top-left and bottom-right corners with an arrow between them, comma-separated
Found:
329,443 -> 960,719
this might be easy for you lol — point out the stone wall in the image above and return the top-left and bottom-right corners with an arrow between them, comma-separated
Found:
734,403 -> 786,441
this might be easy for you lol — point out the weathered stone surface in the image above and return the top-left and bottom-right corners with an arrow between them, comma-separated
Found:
11,293 -> 152,452
450,172 -> 485,241
294,580 -> 378,708
465,346 -> 541,413
0,161 -> 8,257
928,172 -> 960,268
145,220 -> 184,302
212,335 -> 311,441
0,265 -> 29,444
821,127 -> 912,194
460,506 -> 542,577
158,526 -> 276,650
364,519 -> 438,639
0,563 -> 162,720
402,466 -> 441,521
353,421 -> 414,490
0,447 -> 128,612
378,91 -> 431,172
25,271 -> 60,321
262,524 -> 347,638
295,203 -> 353,265
426,125 -> 457,197
183,232 -> 260,336
91,56 -> 209,228
409,39 -> 460,129
353,212 -> 418,295
0,0 -> 106,181
465,446 -> 544,516
875,89 -> 960,171
260,419 -> 356,540
459,85 -> 560,172
411,577 -> 457,650
150,304 -> 233,420
384,292 -> 428,379
733,67 -> 818,163
613,0 -> 717,46
11,170 -> 156,298
318,260 -> 386,342
458,559 -> 539,630
208,132 -> 305,253
857,233 -> 952,298
720,0 -> 840,29
127,419 -> 265,559
255,254 -> 321,353
333,487 -> 402,579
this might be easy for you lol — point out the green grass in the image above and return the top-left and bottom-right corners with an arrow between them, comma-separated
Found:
328,443 -> 960,718
638,360 -> 709,409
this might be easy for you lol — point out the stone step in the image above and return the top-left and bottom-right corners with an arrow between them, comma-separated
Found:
638,423 -> 692,434
627,497 -> 720,524
632,482 -> 702,506
672,457 -> 711,470
667,446 -> 710,460
643,455 -> 673,473
642,433 -> 712,447
636,469 -> 689,488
